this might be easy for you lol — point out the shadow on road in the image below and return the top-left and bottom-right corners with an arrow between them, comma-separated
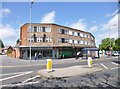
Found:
2,72 -> 119,89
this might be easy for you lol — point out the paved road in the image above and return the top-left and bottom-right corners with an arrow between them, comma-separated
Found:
0,55 -> 119,87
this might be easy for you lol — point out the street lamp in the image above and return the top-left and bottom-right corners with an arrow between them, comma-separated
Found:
18,16 -> 22,46
29,0 -> 35,62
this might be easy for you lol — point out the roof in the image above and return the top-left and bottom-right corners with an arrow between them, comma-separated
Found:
82,47 -> 99,51
22,23 -> 95,38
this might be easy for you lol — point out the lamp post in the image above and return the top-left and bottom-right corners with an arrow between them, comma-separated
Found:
29,0 -> 34,62
18,16 -> 22,46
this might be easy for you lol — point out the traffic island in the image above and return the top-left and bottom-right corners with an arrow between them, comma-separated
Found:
38,65 -> 103,78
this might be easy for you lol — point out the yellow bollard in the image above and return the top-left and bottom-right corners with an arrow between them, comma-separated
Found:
46,59 -> 52,72
87,57 -> 93,68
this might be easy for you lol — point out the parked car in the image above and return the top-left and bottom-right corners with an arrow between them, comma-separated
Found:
112,51 -> 119,56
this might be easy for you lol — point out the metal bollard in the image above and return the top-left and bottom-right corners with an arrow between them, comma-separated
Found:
87,57 -> 93,68
46,59 -> 52,72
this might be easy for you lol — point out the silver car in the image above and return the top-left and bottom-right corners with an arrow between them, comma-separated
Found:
112,51 -> 119,56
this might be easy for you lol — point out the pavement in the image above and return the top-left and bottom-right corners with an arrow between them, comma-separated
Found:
38,65 -> 103,78
0,55 -> 119,67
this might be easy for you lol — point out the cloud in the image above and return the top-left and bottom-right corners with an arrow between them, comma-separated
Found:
101,14 -> 118,31
69,19 -> 87,31
96,14 -> 118,47
0,24 -> 19,46
0,8 -> 11,18
41,11 -> 56,23
89,26 -> 98,32
105,8 -> 119,18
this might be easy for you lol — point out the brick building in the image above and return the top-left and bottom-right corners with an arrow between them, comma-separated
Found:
17,23 -> 96,59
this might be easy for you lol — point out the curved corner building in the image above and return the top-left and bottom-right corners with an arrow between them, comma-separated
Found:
19,23 -> 96,59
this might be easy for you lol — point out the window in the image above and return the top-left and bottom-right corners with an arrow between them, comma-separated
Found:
61,29 -> 65,34
61,38 -> 65,43
78,40 -> 80,44
86,34 -> 88,38
58,38 -> 62,43
87,42 -> 88,45
69,31 -> 72,35
77,33 -> 80,36
74,40 -> 77,44
69,39 -> 72,43
80,33 -> 83,37
28,26 -> 33,32
85,41 -> 87,45
28,37 -> 34,42
80,40 -> 83,44
83,41 -> 85,44
38,27 -> 42,32
42,27 -> 46,32
37,37 -> 42,42
46,37 -> 51,42
58,29 -> 61,33
59,38 -> 69,43
34,27 -> 37,32
65,39 -> 69,43
84,34 -> 87,38
72,40 -> 74,44
65,30 -> 69,35
46,27 -> 51,32
72,32 -> 74,35
88,42 -> 90,45
74,32 -> 78,36
83,34 -> 87,38
58,29 -> 65,34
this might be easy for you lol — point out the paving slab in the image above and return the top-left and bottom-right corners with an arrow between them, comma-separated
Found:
38,65 -> 103,78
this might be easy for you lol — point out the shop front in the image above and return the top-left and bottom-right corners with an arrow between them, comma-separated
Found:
20,47 -> 55,60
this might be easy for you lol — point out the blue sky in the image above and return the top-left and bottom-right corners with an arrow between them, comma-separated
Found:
0,2 -> 119,47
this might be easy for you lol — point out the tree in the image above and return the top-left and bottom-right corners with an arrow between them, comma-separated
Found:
99,38 -> 115,51
0,39 -> 4,48
115,38 -> 120,46
114,38 -> 120,51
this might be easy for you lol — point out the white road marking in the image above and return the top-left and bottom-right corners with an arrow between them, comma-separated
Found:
111,67 -> 120,70
0,81 -> 39,88
0,64 -> 44,68
111,62 -> 119,66
101,63 -> 108,69
22,75 -> 40,83
0,71 -> 32,82
0,71 -> 33,76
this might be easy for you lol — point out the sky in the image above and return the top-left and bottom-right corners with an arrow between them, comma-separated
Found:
0,1 -> 119,47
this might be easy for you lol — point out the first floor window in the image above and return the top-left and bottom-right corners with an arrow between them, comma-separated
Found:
28,37 -> 34,42
46,37 -> 51,42
37,37 -> 42,42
